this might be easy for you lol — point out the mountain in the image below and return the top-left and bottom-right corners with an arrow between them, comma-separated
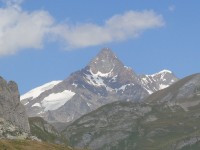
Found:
21,48 -> 178,123
0,76 -> 30,139
29,117 -> 67,144
142,73 -> 200,115
140,69 -> 177,94
63,73 -> 200,150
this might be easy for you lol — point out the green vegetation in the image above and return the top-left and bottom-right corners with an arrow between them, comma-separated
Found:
29,117 -> 68,145
0,140 -> 75,150
64,100 -> 200,150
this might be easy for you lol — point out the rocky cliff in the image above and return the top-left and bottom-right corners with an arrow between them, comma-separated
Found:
0,76 -> 30,138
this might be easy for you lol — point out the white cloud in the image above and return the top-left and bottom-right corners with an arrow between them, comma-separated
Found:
0,1 -> 165,56
54,10 -> 164,49
0,5 -> 55,55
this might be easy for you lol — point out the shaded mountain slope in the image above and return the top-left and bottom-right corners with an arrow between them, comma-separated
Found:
63,73 -> 200,150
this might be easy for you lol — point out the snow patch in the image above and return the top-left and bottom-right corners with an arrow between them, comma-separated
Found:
159,69 -> 172,74
92,68 -> 114,77
32,103 -> 41,108
24,102 -> 29,105
159,84 -> 169,90
72,82 -> 78,87
106,86 -> 114,92
116,84 -> 134,92
37,112 -> 43,115
143,87 -> 153,94
118,85 -> 128,91
41,90 -> 75,111
124,66 -> 132,70
112,75 -> 118,82
84,68 -> 115,87
151,69 -> 172,77
21,80 -> 62,100
141,76 -> 149,84
85,74 -> 105,86
87,103 -> 92,107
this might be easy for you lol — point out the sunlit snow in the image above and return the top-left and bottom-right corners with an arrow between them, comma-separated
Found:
21,80 -> 62,100
159,84 -> 169,90
151,69 -> 172,77
32,103 -> 41,108
41,90 -> 75,111
84,68 -> 114,87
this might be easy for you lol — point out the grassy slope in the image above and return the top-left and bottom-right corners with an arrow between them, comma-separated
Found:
65,101 -> 200,150
29,117 -> 67,144
0,140 -> 75,150
115,103 -> 200,150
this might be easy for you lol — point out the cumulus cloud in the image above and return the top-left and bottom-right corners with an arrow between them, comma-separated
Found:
0,5 -> 55,55
0,1 -> 165,56
55,10 -> 164,49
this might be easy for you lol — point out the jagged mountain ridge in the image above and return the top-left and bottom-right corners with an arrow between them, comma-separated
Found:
140,69 -> 177,94
63,73 -> 200,150
145,73 -> 200,110
21,48 -> 178,123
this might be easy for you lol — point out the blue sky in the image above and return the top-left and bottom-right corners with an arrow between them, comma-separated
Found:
0,0 -> 199,94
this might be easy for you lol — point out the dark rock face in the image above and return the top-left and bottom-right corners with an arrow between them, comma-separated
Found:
0,77 -> 30,134
21,48 -> 178,123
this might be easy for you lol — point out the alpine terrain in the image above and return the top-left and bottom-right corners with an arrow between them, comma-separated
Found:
21,48 -> 178,123
63,73 -> 200,150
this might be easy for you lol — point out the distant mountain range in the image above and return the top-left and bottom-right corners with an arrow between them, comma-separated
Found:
21,48 -> 178,123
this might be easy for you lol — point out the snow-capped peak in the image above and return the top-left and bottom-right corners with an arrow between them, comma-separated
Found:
20,80 -> 62,100
151,69 -> 172,77
158,69 -> 172,74
140,69 -> 178,94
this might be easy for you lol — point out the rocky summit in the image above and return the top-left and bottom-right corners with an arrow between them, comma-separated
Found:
0,76 -> 30,139
21,48 -> 178,123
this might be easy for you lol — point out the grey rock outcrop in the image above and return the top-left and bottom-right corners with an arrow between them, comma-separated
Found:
0,77 -> 30,134
0,117 -> 28,139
